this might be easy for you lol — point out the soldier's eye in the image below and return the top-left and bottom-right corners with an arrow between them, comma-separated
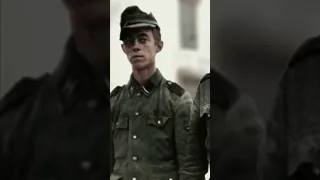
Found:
138,38 -> 146,43
124,39 -> 133,46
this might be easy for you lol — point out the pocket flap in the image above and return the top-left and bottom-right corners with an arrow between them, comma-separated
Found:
147,115 -> 171,128
115,116 -> 128,129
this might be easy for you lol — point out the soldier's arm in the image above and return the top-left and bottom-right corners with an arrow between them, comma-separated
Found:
211,94 -> 264,180
0,109 -> 19,179
0,75 -> 48,179
259,70 -> 289,180
209,70 -> 264,180
172,91 -> 193,180
109,86 -> 124,174
110,95 -> 116,174
225,94 -> 264,180
168,81 -> 206,180
184,81 -> 208,179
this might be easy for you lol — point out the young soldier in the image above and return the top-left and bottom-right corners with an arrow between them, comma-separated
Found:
260,35 -> 320,180
110,6 -> 206,180
189,69 -> 264,180
0,0 -> 110,179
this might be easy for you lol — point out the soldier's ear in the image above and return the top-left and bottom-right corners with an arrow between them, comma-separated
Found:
121,44 -> 128,54
156,41 -> 163,53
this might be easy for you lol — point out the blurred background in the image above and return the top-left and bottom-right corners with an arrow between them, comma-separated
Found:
1,0 -> 320,178
110,0 -> 210,98
210,0 -> 320,119
1,0 -> 69,95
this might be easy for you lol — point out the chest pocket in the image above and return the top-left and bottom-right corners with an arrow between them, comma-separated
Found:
146,114 -> 174,158
113,116 -> 129,159
147,115 -> 173,139
114,116 -> 128,129
148,115 -> 170,127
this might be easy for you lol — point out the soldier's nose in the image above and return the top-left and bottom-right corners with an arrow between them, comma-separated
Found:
133,47 -> 140,52
132,40 -> 141,52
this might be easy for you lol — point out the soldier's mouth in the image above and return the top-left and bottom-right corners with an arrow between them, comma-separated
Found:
131,56 -> 144,63
132,55 -> 144,59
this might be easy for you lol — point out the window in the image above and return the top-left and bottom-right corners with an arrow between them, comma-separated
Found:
179,0 -> 198,50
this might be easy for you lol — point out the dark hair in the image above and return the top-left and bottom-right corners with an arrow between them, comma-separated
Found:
151,28 -> 161,44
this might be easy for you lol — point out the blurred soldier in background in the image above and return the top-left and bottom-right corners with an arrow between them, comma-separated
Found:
189,68 -> 264,180
0,0 -> 110,179
110,6 -> 206,180
260,35 -> 320,180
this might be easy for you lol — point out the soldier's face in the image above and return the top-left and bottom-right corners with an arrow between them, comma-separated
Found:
63,0 -> 110,70
121,29 -> 163,70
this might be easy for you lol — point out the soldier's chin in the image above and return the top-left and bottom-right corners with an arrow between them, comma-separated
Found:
132,62 -> 149,71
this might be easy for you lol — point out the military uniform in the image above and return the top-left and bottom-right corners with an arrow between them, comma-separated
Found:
0,37 -> 110,180
110,6 -> 206,180
260,35 -> 320,180
188,73 -> 209,174
190,69 -> 264,180
110,69 -> 205,179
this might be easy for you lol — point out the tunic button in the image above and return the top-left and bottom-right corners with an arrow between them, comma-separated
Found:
133,135 -> 137,139
168,81 -> 172,85
135,112 -> 139,116
86,100 -> 97,108
157,120 -> 161,125
132,156 -> 138,161
208,114 -> 210,117
81,161 -> 91,170
137,92 -> 141,96
132,177 -> 137,180
313,166 -> 320,176
169,178 -> 173,180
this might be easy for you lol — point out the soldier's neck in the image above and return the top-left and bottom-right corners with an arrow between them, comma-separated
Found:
132,67 -> 156,85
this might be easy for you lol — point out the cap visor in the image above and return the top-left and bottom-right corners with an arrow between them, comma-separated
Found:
123,23 -> 157,29
120,23 -> 159,40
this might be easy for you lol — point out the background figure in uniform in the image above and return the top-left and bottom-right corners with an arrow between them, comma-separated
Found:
188,73 -> 210,178
0,0 -> 110,179
260,35 -> 320,180
189,68 -> 264,180
110,6 -> 206,180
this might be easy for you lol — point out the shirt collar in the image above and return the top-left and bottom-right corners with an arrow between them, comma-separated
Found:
127,68 -> 163,96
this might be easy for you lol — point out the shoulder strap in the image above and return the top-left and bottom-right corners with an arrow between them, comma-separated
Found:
289,35 -> 320,67
0,73 -> 50,118
200,73 -> 210,83
165,81 -> 185,97
110,85 -> 125,123
211,69 -> 240,111
110,85 -> 125,98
